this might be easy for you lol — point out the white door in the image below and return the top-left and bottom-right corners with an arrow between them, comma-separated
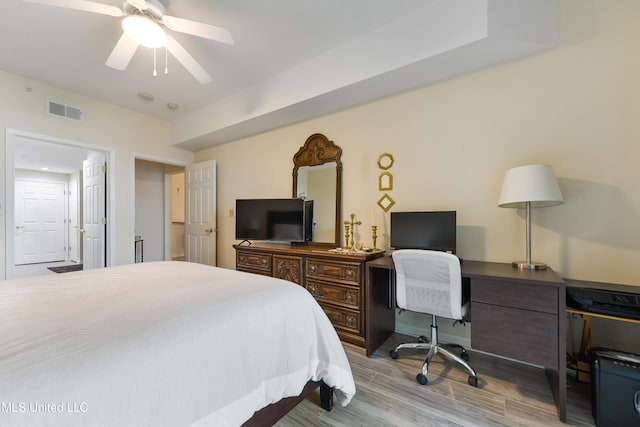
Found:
82,153 -> 107,270
68,177 -> 80,263
185,160 -> 217,266
14,180 -> 66,265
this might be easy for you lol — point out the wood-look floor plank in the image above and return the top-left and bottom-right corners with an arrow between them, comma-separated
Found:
275,333 -> 594,427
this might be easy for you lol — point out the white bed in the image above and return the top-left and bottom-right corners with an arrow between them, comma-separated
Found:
0,261 -> 355,426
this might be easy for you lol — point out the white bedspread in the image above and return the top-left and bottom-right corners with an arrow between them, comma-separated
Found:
0,261 -> 355,426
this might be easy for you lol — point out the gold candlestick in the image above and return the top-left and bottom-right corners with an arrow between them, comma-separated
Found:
343,224 -> 350,249
344,213 -> 362,252
371,225 -> 378,250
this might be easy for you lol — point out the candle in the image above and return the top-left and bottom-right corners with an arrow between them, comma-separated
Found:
371,207 -> 376,227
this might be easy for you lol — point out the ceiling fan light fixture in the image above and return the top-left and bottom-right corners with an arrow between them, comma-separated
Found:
122,15 -> 167,48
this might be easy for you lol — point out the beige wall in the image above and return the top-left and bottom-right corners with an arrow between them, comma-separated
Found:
2,0 -> 633,352
0,70 -> 194,275
197,0 -> 639,285
195,1 -> 640,351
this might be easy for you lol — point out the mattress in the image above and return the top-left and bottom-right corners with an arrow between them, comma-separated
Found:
0,261 -> 355,426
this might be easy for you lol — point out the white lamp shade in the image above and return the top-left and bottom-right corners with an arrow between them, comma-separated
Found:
122,16 -> 167,48
498,164 -> 564,208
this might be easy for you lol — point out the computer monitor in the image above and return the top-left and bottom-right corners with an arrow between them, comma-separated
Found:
390,211 -> 456,253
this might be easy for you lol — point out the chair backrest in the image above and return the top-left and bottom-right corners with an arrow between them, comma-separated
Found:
392,249 -> 463,320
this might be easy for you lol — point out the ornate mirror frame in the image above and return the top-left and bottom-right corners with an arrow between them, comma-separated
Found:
292,133 -> 343,247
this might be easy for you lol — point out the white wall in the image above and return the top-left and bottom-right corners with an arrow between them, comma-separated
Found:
134,160 -> 166,262
0,70 -> 194,276
195,0 -> 640,353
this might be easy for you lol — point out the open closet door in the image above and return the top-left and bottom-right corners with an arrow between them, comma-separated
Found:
185,160 -> 217,266
82,153 -> 107,270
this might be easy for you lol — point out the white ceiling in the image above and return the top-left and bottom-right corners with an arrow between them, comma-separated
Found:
1,0 -> 427,119
2,0 -> 557,159
13,137 -> 95,174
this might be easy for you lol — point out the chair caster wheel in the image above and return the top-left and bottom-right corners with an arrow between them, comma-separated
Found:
416,373 -> 428,385
468,375 -> 478,387
461,351 -> 469,361
418,335 -> 429,343
389,350 -> 399,359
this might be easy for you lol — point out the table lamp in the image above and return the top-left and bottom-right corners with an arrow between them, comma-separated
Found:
498,164 -> 564,270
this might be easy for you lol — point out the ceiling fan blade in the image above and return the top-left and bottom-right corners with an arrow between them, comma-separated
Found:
22,0 -> 124,17
166,34 -> 212,84
162,15 -> 233,45
105,33 -> 139,71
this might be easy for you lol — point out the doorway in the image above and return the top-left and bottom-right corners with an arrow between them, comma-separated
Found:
132,156 -> 217,266
134,158 -> 185,263
5,129 -> 113,279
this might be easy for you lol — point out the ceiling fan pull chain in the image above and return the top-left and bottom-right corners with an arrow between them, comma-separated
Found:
153,48 -> 158,77
165,46 -> 168,75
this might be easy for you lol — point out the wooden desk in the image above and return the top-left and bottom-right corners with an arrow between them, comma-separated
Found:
366,256 -> 567,422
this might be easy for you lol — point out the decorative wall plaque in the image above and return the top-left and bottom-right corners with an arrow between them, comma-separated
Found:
377,153 -> 394,170
377,193 -> 395,212
378,171 -> 393,191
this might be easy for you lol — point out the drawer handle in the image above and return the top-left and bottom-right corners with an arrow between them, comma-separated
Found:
635,390 -> 640,414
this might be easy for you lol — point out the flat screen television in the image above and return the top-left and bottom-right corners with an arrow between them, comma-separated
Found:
235,198 -> 313,243
390,211 -> 456,253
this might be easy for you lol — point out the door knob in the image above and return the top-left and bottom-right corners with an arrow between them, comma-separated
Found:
80,228 -> 86,233
15,225 -> 25,229
205,228 -> 214,234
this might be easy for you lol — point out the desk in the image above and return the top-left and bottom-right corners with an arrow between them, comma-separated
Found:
366,256 -> 567,422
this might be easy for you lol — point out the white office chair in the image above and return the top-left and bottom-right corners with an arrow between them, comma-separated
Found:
390,249 -> 478,387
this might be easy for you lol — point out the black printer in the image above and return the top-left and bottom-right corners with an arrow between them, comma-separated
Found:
566,279 -> 640,320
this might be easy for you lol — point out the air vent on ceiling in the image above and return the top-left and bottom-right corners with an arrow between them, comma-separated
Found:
47,100 -> 84,121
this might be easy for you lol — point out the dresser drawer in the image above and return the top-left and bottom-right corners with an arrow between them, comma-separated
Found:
306,278 -> 360,310
306,258 -> 361,286
317,302 -> 361,335
471,302 -> 558,367
236,251 -> 272,275
273,255 -> 304,285
472,279 -> 558,314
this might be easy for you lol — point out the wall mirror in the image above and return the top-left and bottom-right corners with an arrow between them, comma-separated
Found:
292,133 -> 342,246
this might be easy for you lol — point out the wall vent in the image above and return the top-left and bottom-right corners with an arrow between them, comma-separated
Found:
47,100 -> 84,121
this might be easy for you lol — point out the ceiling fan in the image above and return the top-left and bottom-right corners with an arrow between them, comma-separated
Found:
23,0 -> 234,84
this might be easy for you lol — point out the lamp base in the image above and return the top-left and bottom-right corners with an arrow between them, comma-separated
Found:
512,261 -> 548,270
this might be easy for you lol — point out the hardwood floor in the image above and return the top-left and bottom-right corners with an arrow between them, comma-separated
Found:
276,334 -> 594,427
12,261 -> 71,278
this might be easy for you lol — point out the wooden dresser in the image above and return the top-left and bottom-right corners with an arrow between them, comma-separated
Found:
234,244 -> 383,348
